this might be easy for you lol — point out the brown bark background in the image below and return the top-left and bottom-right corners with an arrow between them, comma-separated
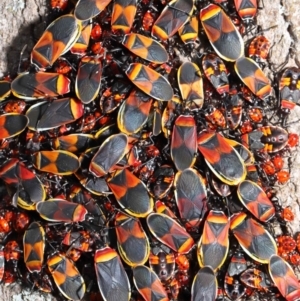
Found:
0,0 -> 300,300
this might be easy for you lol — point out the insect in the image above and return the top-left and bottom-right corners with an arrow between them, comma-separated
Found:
0,158 -> 46,210
197,131 -> 246,185
191,266 -> 218,301
234,57 -> 271,100
234,0 -> 258,26
171,115 -> 197,171
177,62 -> 204,110
52,134 -> 94,153
31,14 -> 81,70
200,4 -> 244,62
0,80 -> 11,100
111,0 -> 137,33
151,0 -> 194,41
89,133 -> 129,177
47,253 -> 86,301
174,168 -> 207,229
26,98 -> 83,131
107,168 -> 154,217
125,63 -> 173,102
71,20 -> 92,55
11,72 -> 71,100
268,254 -> 300,301
36,199 -> 88,223
94,246 -> 131,301
122,33 -> 168,64
117,89 -> 153,135
32,150 -> 80,175
74,0 -> 113,21
197,210 -> 230,271
23,222 -> 45,273
202,54 -> 229,96
248,35 -> 271,68
230,212 -> 277,263
114,212 -> 150,266
146,212 -> 194,254
237,180 -> 275,222
0,113 -> 28,139
178,15 -> 199,45
133,264 -> 168,301
75,55 -> 102,104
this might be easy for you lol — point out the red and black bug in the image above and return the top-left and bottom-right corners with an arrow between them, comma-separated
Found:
197,210 -> 229,271
279,67 -> 300,116
111,0 -> 137,33
171,115 -> 197,171
240,268 -> 271,291
75,55 -> 102,104
107,168 -> 154,218
36,199 -> 88,223
237,180 -> 275,222
147,165 -> 175,199
47,252 -> 86,301
174,168 -> 207,229
248,35 -> 271,67
74,0 -> 113,21
227,251 -> 247,276
89,133 -> 129,177
125,63 -> 174,102
200,4 -> 244,62
26,97 -> 83,131
234,57 -> 271,100
117,89 -> 153,135
23,221 -> 45,273
0,158 -> 46,210
224,273 -> 247,300
268,254 -> 300,301
4,240 -> 21,262
277,235 -> 296,256
178,15 -> 199,45
3,100 -> 26,114
94,246 -> 131,301
230,212 -> 277,263
234,0 -> 258,26
0,113 -> 28,140
62,230 -> 93,254
147,212 -> 194,254
122,33 -> 168,64
33,150 -> 80,175
76,147 -> 111,196
197,131 -> 246,185
151,0 -> 194,41
52,134 -> 94,153
177,62 -> 204,110
205,106 -> 226,130
133,264 -> 168,301
11,72 -> 71,100
241,126 -> 289,153
191,266 -> 218,301
202,53 -> 229,96
114,212 -> 150,266
149,247 -> 176,283
31,14 -> 81,70
71,20 -> 92,55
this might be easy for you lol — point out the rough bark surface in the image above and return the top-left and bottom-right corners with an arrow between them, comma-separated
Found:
0,0 -> 300,300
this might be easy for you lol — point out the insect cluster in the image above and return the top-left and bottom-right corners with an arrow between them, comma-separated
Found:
0,0 -> 300,300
